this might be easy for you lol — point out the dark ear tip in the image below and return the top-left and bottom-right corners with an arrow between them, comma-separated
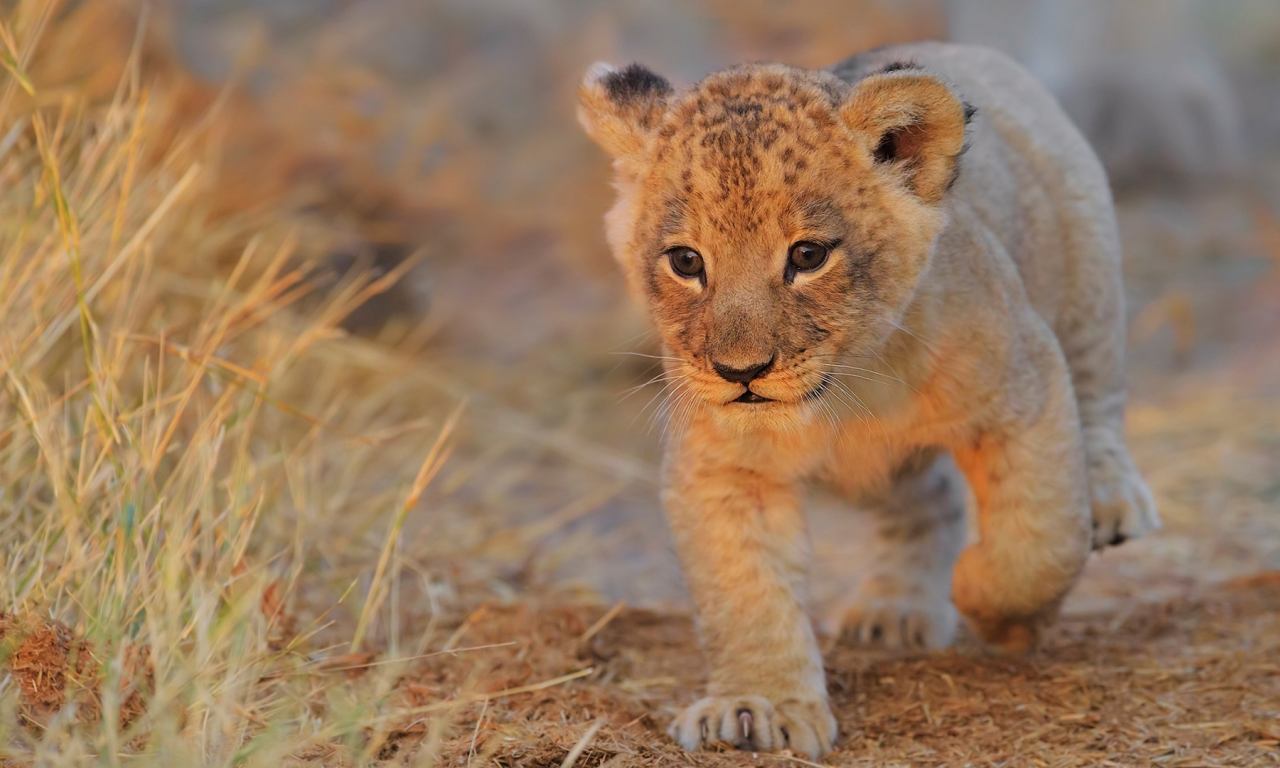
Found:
875,59 -> 920,75
592,62 -> 672,104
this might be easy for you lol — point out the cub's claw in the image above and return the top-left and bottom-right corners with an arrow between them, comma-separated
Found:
1088,446 -> 1160,550
837,593 -> 958,651
669,695 -> 837,758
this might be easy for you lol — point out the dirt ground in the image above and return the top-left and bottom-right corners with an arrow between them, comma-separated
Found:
379,579 -> 1280,767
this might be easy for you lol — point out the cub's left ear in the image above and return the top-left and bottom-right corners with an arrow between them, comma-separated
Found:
578,62 -> 673,165
840,70 -> 972,204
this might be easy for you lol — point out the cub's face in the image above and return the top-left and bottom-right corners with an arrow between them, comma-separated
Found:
579,62 -> 970,428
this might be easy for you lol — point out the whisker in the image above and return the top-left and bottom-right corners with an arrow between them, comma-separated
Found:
610,351 -> 685,363
824,375 -> 868,420
826,378 -> 868,425
827,375 -> 889,439
652,379 -> 690,437
820,363 -> 906,385
670,386 -> 700,442
809,351 -> 920,397
656,381 -> 696,441
812,388 -> 839,432
808,354 -> 909,386
823,370 -> 890,387
822,370 -> 919,397
655,384 -> 686,437
623,363 -> 677,385
632,377 -> 682,431
825,396 -> 844,432
604,326 -> 657,353
868,347 -> 909,384
619,371 -> 683,401
886,319 -> 939,353
811,352 -> 889,361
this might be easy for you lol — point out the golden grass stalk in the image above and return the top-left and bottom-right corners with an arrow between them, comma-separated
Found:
0,2 -> 473,764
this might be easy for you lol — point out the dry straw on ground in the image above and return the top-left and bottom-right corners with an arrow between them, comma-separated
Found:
1,1 -> 1279,767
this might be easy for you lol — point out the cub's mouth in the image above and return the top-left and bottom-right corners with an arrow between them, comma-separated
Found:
728,374 -> 831,406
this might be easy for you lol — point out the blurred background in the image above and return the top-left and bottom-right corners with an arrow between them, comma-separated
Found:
150,0 -> 1280,608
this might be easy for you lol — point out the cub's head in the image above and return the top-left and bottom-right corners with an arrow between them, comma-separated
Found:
579,61 -> 971,428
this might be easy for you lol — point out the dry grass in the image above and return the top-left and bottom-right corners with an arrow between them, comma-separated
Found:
0,2 -> 478,764
1,1 -> 1279,766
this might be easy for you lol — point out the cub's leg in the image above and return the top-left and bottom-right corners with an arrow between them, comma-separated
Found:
1065,328 -> 1160,549
664,435 -> 836,758
950,328 -> 1093,652
1080,394 -> 1159,548
1054,211 -> 1160,548
834,450 -> 965,650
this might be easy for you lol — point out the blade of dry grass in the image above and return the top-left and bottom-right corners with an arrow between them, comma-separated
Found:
0,3 -> 487,765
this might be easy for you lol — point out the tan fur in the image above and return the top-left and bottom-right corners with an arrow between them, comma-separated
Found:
579,43 -> 1158,758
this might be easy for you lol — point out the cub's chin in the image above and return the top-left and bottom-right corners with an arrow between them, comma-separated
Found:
706,391 -> 830,435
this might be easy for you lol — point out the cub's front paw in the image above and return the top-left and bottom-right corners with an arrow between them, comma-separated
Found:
668,695 -> 837,758
1089,456 -> 1160,549
837,590 -> 958,650
951,545 -> 1062,654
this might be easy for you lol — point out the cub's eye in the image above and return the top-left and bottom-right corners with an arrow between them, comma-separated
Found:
666,247 -> 704,279
788,241 -> 830,274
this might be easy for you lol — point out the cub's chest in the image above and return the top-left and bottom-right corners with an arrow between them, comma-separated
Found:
814,379 -> 973,492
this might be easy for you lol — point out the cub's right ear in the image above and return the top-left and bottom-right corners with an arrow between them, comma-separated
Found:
578,62 -> 673,162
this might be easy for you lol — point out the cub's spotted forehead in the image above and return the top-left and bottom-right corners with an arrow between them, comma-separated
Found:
658,65 -> 847,149
648,65 -> 857,238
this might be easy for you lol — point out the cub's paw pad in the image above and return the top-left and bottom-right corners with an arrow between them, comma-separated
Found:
668,695 -> 836,758
1090,462 -> 1160,550
838,593 -> 958,650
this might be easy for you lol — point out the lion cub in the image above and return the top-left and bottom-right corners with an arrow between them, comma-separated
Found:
578,42 -> 1159,758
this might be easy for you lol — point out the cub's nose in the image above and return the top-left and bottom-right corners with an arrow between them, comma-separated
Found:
712,356 -> 774,384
